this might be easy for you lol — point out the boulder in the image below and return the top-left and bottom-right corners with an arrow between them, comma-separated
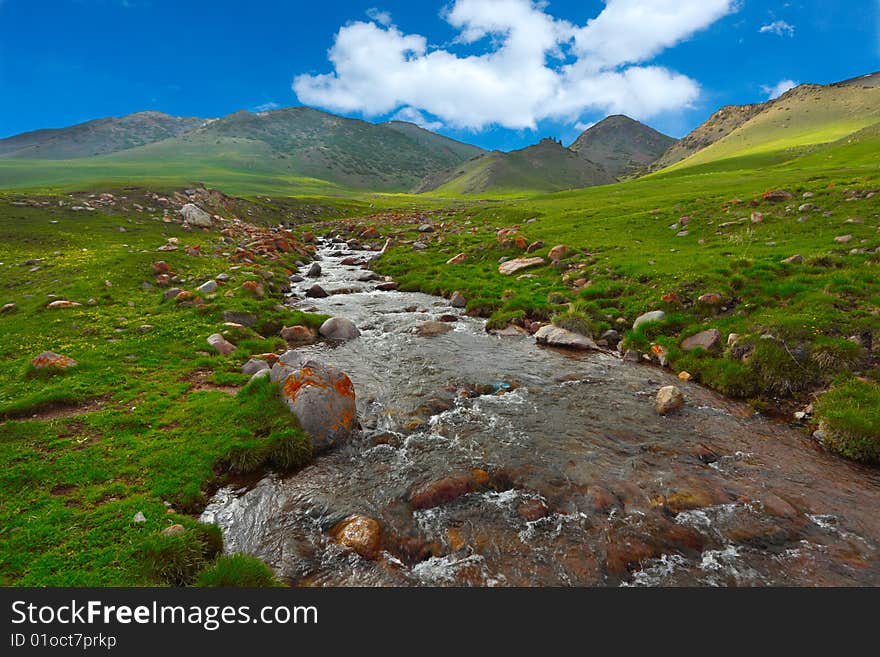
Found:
498,257 -> 545,275
632,310 -> 666,330
242,359 -> 270,376
306,262 -> 322,278
681,329 -> 721,351
534,325 -> 598,351
271,354 -> 357,450
319,317 -> 360,341
31,351 -> 77,370
548,245 -> 569,261
417,321 -> 454,337
450,291 -> 467,308
331,516 -> 382,560
655,386 -> 684,415
281,325 -> 316,344
600,329 -> 621,346
207,333 -> 236,356
223,311 -> 256,327
180,203 -> 212,227
197,280 -> 217,295
409,470 -> 490,509
305,284 -> 329,298
375,282 -> 399,291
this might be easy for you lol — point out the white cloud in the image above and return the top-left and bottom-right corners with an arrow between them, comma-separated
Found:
759,20 -> 795,37
366,7 -> 392,27
252,101 -> 280,112
574,121 -> 596,132
762,79 -> 798,100
293,0 -> 738,130
390,106 -> 444,131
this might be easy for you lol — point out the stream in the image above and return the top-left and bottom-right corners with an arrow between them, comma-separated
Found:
201,237 -> 880,586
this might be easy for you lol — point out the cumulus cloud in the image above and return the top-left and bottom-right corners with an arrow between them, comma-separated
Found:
390,106 -> 444,131
366,7 -> 392,27
759,20 -> 795,37
293,0 -> 738,130
762,79 -> 798,100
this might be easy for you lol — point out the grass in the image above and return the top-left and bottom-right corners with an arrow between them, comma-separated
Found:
0,195 -> 324,585
814,378 -> 880,464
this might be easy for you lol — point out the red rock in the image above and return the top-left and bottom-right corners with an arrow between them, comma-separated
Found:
661,292 -> 680,304
517,499 -> 550,521
281,325 -> 316,344
331,516 -> 381,560
241,280 -> 264,298
31,351 -> 77,369
152,261 -> 171,274
515,235 -> 527,250
697,292 -> 722,305
185,245 -> 201,257
409,470 -> 490,510
762,190 -> 792,202
548,245 -> 569,261
359,228 -> 380,239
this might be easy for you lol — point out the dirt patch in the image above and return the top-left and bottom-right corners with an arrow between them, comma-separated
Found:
182,368 -> 240,396
3,396 -> 112,422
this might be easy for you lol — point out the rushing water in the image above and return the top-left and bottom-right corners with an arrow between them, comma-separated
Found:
202,238 -> 880,586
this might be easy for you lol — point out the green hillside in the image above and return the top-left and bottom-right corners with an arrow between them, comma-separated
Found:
0,111 -> 205,159
418,138 -> 614,195
570,115 -> 675,178
659,82 -> 880,174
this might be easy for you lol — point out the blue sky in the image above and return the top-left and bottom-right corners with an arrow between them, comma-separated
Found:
0,0 -> 878,150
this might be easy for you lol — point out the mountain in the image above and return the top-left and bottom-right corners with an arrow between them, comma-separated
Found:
647,103 -> 765,171
0,107 -> 485,192
418,138 -> 614,195
652,72 -> 880,173
0,111 -> 206,159
569,115 -> 674,179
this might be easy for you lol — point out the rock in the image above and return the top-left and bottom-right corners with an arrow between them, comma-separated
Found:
272,356 -> 357,450
450,291 -> 467,308
623,349 -> 641,363
676,230 -> 689,237
447,253 -> 467,265
133,511 -> 147,523
319,317 -> 360,341
242,359 -> 270,376
681,329 -> 721,351
633,310 -> 666,330
799,203 -> 818,212
307,262 -> 322,278
196,280 -> 217,295
241,281 -> 264,298
655,386 -> 685,415
281,325 -> 315,344
359,228 -> 379,239
163,287 -> 182,301
548,245 -> 569,261
417,224 -> 434,233
517,499 -> 550,522
762,190 -> 792,202
161,524 -> 186,537
305,284 -> 329,298
727,333 -> 740,346
498,257 -> 545,275
802,191 -> 814,199
600,329 -> 620,346
409,471 -> 489,509
152,261 -> 171,274
1,302 -> 16,313
46,300 -> 81,309
357,272 -> 380,282
375,282 -> 399,291
31,351 -> 78,370
222,311 -> 256,327
332,516 -> 382,560
417,321 -> 454,337
207,333 -> 236,356
750,211 -> 764,223
535,325 -> 598,350
678,371 -> 692,381
834,235 -> 853,244
698,292 -> 722,305
136,325 -> 154,333
526,240 -> 544,253
782,254 -> 803,264
180,203 -> 212,227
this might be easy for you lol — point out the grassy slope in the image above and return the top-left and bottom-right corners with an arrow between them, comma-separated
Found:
662,84 -> 880,173
0,197 -> 333,585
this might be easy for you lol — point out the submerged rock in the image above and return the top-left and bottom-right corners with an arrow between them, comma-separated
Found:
331,516 -> 382,560
417,321 -> 454,337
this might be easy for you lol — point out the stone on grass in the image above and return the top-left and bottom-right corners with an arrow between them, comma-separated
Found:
498,257 -> 545,275
222,311 -> 256,327
31,351 -> 78,370
242,359 -> 270,376
207,333 -> 236,356
633,310 -> 666,330
534,325 -> 598,351
197,280 -> 218,295
681,329 -> 721,352
180,203 -> 212,227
